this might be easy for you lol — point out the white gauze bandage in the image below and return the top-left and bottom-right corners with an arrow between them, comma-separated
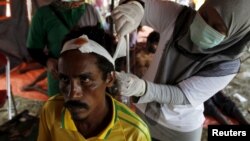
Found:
61,35 -> 115,66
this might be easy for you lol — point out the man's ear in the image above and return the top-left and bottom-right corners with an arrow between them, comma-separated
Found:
106,71 -> 115,87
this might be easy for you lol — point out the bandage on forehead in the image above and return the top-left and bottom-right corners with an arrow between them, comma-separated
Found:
61,35 -> 115,66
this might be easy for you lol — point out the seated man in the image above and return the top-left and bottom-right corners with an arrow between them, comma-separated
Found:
37,26 -> 151,141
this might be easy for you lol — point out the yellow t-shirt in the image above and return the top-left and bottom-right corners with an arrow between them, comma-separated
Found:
37,95 -> 151,141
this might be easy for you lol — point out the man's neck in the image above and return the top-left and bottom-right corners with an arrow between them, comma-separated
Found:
74,96 -> 113,138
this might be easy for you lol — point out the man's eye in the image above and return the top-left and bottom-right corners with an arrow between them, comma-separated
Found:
59,76 -> 69,83
80,76 -> 91,84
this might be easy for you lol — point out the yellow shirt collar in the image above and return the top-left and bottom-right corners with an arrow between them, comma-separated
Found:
61,94 -> 117,139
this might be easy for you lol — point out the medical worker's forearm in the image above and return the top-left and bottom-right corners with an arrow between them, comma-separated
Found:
137,81 -> 190,105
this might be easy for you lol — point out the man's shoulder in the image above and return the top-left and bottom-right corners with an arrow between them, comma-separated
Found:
115,102 -> 148,127
43,95 -> 64,111
113,99 -> 143,123
113,99 -> 151,140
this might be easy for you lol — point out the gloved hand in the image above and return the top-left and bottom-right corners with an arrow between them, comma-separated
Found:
116,71 -> 146,97
112,1 -> 144,37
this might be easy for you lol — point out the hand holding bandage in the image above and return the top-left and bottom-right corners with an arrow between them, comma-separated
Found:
116,71 -> 146,97
112,1 -> 144,37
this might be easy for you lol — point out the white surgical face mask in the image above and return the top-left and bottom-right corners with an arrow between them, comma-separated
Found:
190,13 -> 226,49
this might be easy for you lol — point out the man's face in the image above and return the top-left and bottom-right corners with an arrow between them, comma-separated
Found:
58,50 -> 113,121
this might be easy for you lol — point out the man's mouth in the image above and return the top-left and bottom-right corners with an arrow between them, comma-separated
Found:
64,100 -> 89,110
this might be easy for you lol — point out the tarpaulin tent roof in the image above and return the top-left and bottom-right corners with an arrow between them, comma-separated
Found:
0,0 -> 30,72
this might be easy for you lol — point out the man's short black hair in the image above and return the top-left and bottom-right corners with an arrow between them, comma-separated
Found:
61,25 -> 116,81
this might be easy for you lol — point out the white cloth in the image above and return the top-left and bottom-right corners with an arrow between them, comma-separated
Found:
136,73 -> 235,132
61,35 -> 114,66
179,75 -> 236,107
136,103 -> 205,132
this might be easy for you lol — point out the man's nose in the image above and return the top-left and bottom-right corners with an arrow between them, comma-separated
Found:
68,80 -> 82,99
